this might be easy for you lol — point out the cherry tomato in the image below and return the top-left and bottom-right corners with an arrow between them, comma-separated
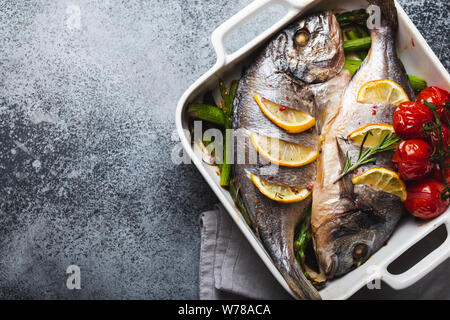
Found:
417,86 -> 450,124
428,124 -> 450,151
405,179 -> 449,219
392,139 -> 433,181
431,160 -> 450,183
393,101 -> 433,139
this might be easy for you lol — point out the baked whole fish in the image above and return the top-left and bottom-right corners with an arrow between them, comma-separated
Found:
312,0 -> 415,279
232,11 -> 350,299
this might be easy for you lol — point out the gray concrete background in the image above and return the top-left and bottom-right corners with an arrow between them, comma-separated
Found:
0,0 -> 448,299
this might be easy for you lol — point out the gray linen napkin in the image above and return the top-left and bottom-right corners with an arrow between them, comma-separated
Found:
199,203 -> 450,300
199,204 -> 293,300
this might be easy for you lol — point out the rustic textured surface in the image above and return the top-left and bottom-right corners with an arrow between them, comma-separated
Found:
0,0 -> 448,299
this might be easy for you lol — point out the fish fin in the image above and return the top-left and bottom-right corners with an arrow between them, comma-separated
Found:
367,0 -> 398,29
335,137 -> 354,199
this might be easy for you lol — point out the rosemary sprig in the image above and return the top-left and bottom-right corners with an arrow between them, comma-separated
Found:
423,101 -> 450,200
334,131 -> 401,183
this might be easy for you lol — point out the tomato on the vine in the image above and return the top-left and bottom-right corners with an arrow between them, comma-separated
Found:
392,87 -> 450,221
417,86 -> 450,124
428,124 -> 450,151
431,160 -> 450,184
405,179 -> 449,219
392,139 -> 433,181
393,101 -> 433,139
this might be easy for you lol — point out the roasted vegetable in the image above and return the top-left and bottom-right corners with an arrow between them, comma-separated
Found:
188,104 -> 225,126
219,80 -> 238,187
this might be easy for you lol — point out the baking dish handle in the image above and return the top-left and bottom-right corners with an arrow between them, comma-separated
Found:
211,0 -> 313,65
381,221 -> 450,290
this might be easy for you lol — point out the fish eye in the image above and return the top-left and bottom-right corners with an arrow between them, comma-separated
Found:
294,29 -> 310,47
352,243 -> 368,261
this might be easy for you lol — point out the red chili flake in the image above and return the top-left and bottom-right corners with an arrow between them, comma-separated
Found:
268,84 -> 273,87
280,180 -> 285,184
286,96 -> 289,101
358,122 -> 361,125
268,176 -> 273,180
411,38 -> 415,47
306,185 -> 313,191
261,97 -> 266,102
354,169 -> 359,175
384,241 -> 388,246
372,110 -> 377,115
372,105 -> 378,109
292,188 -> 299,194
357,202 -> 362,207
279,106 -> 287,111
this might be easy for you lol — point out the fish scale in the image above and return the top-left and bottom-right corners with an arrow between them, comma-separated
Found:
232,10 -> 350,299
312,0 -> 415,279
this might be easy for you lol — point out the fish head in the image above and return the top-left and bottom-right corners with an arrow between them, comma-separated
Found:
316,210 -> 380,278
276,11 -> 344,84
315,186 -> 404,278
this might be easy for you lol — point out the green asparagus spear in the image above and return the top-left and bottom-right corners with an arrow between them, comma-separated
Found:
408,74 -> 428,92
219,80 -> 238,187
344,28 -> 368,61
343,37 -> 372,52
294,208 -> 328,289
295,218 -> 312,262
356,25 -> 368,37
337,10 -> 369,27
188,104 -> 225,126
346,29 -> 360,40
344,59 -> 361,75
220,130 -> 232,187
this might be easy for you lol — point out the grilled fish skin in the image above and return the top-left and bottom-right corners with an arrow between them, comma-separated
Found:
312,0 -> 415,279
232,11 -> 350,299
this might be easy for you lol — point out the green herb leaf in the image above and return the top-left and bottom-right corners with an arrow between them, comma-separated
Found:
334,131 -> 401,183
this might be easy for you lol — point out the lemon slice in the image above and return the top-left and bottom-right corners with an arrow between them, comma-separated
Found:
349,123 -> 397,148
254,94 -> 315,133
356,79 -> 409,106
352,167 -> 407,201
250,173 -> 311,203
250,132 -> 318,167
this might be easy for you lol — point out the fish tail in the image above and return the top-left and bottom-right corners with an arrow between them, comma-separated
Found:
267,232 -> 321,300
286,252 -> 323,300
259,204 -> 322,300
367,0 -> 398,29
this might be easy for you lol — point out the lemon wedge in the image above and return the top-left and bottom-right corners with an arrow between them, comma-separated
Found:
250,173 -> 311,203
352,167 -> 407,201
250,132 -> 318,167
356,79 -> 409,106
349,123 -> 397,148
254,94 -> 315,133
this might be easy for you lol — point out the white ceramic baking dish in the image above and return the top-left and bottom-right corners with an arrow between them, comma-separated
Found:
176,0 -> 450,299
